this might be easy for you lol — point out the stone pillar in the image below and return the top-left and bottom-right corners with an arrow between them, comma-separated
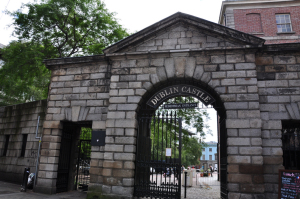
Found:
35,121 -> 62,194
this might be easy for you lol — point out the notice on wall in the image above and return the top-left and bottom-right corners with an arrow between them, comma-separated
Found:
278,169 -> 300,199
165,148 -> 172,157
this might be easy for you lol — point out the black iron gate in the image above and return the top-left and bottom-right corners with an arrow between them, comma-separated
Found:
56,124 -> 74,193
220,118 -> 228,199
134,112 -> 182,199
75,129 -> 91,191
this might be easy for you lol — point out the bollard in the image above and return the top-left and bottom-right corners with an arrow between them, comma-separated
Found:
21,167 -> 30,192
184,171 -> 187,198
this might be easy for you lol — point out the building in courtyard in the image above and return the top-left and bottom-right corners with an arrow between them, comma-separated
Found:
0,1 -> 300,199
200,141 -> 218,170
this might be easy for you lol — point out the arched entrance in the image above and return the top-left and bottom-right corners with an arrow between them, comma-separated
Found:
134,79 -> 227,199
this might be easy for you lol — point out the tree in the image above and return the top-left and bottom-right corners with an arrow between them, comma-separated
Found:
0,0 -> 129,106
10,0 -> 129,57
0,41 -> 52,106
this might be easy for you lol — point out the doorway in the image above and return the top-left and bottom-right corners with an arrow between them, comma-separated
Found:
56,122 -> 92,193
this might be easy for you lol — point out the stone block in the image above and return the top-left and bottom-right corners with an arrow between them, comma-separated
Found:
124,145 -> 136,153
262,121 -> 282,130
114,153 -> 135,161
105,145 -> 124,152
193,65 -> 204,80
227,55 -> 245,63
227,71 -> 246,78
109,97 -> 127,104
185,57 -> 196,78
228,165 -> 239,174
263,156 -> 283,165
239,129 -> 261,137
228,174 -> 252,183
220,64 -> 234,71
240,184 -> 264,193
123,178 -> 134,187
262,139 -> 282,147
174,57 -> 186,77
103,161 -> 123,169
196,55 -> 210,64
121,60 -> 136,68
119,89 -> 134,96
111,186 -> 133,196
212,72 -> 226,78
211,55 -> 225,64
92,121 -> 106,129
228,86 -> 247,93
115,137 -> 136,145
236,78 -> 257,85
239,147 -> 262,155
228,138 -> 250,146
235,63 -> 256,70
274,56 -> 296,64
265,80 -> 288,87
124,161 -> 135,169
228,156 -> 251,164
224,102 -> 248,110
221,94 -> 236,102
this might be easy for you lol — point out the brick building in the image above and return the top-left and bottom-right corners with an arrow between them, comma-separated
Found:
219,0 -> 300,44
0,8 -> 300,199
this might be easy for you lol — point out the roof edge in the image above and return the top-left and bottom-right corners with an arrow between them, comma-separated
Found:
104,12 -> 265,54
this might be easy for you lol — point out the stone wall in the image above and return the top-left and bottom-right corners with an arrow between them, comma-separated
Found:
256,50 -> 300,198
36,56 -> 111,194
0,100 -> 47,183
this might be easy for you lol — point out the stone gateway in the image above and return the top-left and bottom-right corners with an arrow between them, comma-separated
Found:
0,12 -> 300,199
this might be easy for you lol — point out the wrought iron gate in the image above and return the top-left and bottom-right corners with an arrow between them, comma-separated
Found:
56,124 -> 74,193
75,138 -> 91,191
220,118 -> 228,199
134,112 -> 182,199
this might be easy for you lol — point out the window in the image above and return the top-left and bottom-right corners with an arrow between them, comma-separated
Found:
247,13 -> 262,33
209,148 -> 212,152
276,14 -> 292,33
202,155 -> 205,160
3,135 -> 9,156
20,134 -> 28,157
202,148 -> 205,151
215,153 -> 218,160
209,155 -> 212,160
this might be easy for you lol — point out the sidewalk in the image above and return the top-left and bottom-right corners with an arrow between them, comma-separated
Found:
0,181 -> 87,199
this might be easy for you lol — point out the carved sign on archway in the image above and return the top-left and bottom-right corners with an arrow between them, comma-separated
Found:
146,84 -> 216,108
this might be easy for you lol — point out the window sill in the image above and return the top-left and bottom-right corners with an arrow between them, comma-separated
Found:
250,32 -> 264,35
277,31 -> 295,35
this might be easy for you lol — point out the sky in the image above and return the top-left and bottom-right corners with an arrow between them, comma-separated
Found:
0,0 -> 222,141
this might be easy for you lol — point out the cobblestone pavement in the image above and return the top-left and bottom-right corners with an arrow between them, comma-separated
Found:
181,172 -> 221,199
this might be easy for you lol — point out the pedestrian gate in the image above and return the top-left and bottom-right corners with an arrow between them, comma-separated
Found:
134,112 -> 182,199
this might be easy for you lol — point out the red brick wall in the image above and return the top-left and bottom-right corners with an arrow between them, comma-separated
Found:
234,6 -> 300,44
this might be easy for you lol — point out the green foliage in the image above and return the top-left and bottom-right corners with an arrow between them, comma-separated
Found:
10,0 -> 129,57
181,137 -> 202,166
0,0 -> 129,106
79,127 -> 92,158
0,41 -> 52,106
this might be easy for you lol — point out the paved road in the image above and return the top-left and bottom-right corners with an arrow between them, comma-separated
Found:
0,181 -> 86,199
0,172 -> 220,199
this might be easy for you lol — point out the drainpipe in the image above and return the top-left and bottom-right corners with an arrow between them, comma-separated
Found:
34,116 -> 41,187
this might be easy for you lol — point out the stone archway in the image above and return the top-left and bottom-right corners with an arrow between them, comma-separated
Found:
134,79 -> 227,198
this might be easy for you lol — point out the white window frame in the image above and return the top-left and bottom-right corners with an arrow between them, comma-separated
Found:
276,14 -> 293,33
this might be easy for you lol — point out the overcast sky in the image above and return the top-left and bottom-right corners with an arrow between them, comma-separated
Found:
0,0 -> 221,141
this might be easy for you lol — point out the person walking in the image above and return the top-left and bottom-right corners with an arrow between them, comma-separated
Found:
210,166 -> 213,177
